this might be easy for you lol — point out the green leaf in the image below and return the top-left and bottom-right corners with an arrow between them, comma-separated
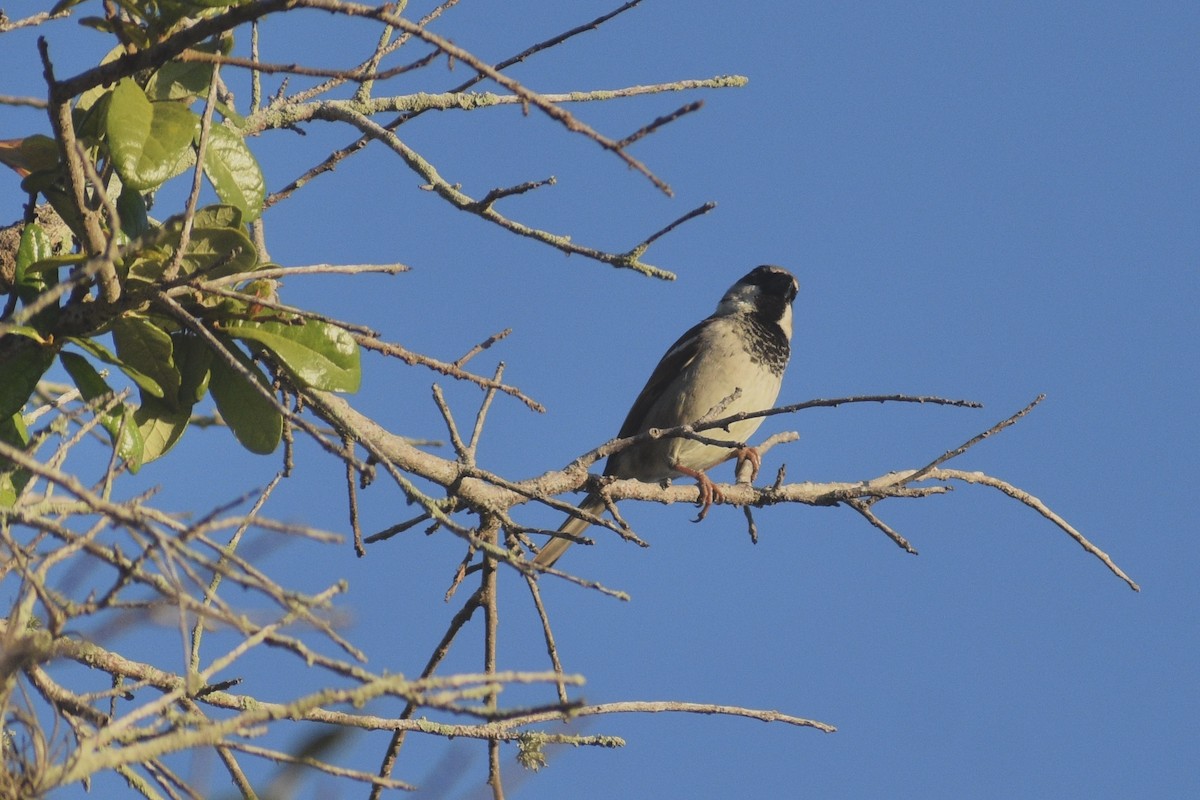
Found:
60,350 -> 111,399
216,99 -> 246,127
3,326 -> 50,344
0,473 -> 22,508
25,253 -> 87,275
21,169 -> 87,242
14,224 -> 61,331
19,135 -> 60,173
78,16 -> 115,33
117,185 -> 150,238
15,222 -> 54,299
113,405 -> 145,473
125,221 -> 257,284
0,475 -> 18,507
134,393 -> 191,463
192,204 -> 242,229
120,226 -> 178,283
207,340 -> 282,455
67,336 -> 169,401
223,318 -> 361,392
16,223 -> 52,271
175,333 -> 213,405
105,79 -> 199,190
50,0 -> 88,14
111,315 -> 181,404
0,135 -> 59,176
0,341 -> 56,419
203,124 -> 265,221
146,60 -> 213,101
59,352 -> 145,472
182,227 -> 258,279
0,412 -> 32,507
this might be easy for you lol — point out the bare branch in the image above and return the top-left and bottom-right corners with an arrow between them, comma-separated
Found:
894,394 -> 1044,489
0,94 -> 48,108
197,262 -> 410,286
177,48 -> 439,82
617,99 -> 705,148
925,468 -> 1140,592
315,103 -> 680,279
0,8 -> 71,33
848,498 -> 918,553
494,700 -> 835,734
355,332 -> 545,411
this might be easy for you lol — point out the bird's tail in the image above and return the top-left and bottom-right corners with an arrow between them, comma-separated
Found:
533,495 -> 606,568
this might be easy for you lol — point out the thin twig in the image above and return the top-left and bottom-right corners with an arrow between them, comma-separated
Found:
222,741 -> 415,791
483,516 -> 504,799
926,468 -> 1140,591
455,328 -> 513,369
431,383 -> 469,460
468,177 -> 557,213
630,201 -> 716,257
197,262 -> 409,287
894,394 -> 1043,490
163,66 -> 219,282
356,332 -> 544,411
345,435 -> 365,557
524,574 -> 569,705
250,20 -> 262,112
0,8 -> 71,33
847,498 -> 918,554
0,94 -> 49,109
467,362 -> 506,462
364,512 -> 432,544
496,700 -> 835,734
177,49 -> 437,82
617,100 -> 704,148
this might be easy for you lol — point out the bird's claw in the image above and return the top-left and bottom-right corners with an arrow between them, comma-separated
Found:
674,463 -> 724,521
693,474 -> 726,521
732,445 -> 762,482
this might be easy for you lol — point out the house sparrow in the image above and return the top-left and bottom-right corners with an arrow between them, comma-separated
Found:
535,265 -> 798,567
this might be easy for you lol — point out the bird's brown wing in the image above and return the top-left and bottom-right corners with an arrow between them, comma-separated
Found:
608,317 -> 710,452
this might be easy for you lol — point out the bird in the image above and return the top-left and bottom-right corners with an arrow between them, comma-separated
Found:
534,265 -> 799,568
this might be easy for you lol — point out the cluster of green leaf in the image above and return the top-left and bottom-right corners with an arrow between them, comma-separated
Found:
1,17 -> 361,505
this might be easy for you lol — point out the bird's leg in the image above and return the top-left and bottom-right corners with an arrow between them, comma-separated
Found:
674,463 -> 724,521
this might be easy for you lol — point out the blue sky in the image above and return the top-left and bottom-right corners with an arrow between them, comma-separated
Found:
2,1 -> 1197,798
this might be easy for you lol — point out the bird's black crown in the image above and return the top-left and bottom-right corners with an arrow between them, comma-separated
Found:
743,265 -> 799,304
